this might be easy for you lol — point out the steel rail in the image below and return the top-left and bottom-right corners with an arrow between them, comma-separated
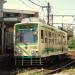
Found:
44,60 -> 75,75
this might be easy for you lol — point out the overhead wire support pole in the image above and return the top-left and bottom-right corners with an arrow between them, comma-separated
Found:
51,14 -> 53,26
28,0 -> 51,25
42,3 -> 51,25
62,16 -> 64,30
47,2 -> 51,25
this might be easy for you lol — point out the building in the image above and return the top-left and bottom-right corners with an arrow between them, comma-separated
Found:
0,0 -> 6,18
3,9 -> 38,22
3,9 -> 38,33
2,8 -> 38,54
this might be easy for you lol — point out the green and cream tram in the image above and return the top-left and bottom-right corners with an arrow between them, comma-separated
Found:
14,18 -> 67,66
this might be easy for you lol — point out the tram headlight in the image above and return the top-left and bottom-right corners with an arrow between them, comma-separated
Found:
18,49 -> 21,52
31,50 -> 35,56
31,50 -> 38,56
15,48 -> 21,53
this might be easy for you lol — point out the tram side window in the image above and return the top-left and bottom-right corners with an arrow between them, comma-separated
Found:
49,32 -> 51,38
49,39 -> 51,43
41,30 -> 44,43
63,36 -> 65,38
45,38 -> 48,43
41,30 -> 43,39
63,36 -> 67,45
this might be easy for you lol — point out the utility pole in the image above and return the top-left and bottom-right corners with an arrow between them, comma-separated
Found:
42,2 -> 51,25
27,0 -> 51,25
62,16 -> 64,30
51,14 -> 53,26
47,2 -> 51,25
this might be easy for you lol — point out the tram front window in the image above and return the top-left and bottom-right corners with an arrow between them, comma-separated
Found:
16,24 -> 38,43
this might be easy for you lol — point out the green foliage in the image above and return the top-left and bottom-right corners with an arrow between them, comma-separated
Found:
68,38 -> 75,49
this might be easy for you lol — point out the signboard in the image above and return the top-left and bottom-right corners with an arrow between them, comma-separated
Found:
4,17 -> 19,22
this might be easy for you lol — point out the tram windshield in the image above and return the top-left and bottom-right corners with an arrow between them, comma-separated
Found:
15,23 -> 38,43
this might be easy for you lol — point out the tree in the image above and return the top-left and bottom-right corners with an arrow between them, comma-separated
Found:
68,38 -> 75,49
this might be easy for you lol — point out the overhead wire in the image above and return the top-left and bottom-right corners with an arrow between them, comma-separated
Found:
28,0 -> 51,22
28,0 -> 43,7
54,8 -> 75,10
28,0 -> 48,13
37,0 -> 45,5
19,0 -> 35,10
19,0 -> 50,22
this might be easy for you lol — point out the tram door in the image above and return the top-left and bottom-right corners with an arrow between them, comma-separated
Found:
5,27 -> 14,54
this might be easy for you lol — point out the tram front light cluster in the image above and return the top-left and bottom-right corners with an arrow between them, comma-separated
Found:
31,50 -> 38,56
15,47 -> 21,53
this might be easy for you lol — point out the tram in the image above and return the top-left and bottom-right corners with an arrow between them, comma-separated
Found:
14,18 -> 67,66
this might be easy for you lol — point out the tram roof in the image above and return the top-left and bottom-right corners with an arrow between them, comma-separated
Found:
21,17 -> 46,24
15,17 -> 67,34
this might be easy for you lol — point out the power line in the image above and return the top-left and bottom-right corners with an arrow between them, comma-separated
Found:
20,0 -> 51,25
28,0 -> 51,25
53,7 -> 75,10
28,0 -> 43,7
19,0 -> 35,10
37,0 -> 45,5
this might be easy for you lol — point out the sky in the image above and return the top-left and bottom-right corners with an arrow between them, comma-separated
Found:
4,0 -> 75,15
3,0 -> 75,30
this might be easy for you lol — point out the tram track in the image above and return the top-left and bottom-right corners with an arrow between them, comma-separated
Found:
1,54 -> 75,75
14,58 -> 75,75
43,59 -> 75,75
